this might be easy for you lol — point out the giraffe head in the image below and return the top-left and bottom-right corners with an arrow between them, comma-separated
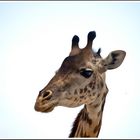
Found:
34,31 -> 126,113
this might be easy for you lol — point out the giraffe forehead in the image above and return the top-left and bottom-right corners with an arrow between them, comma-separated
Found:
58,57 -> 102,78
61,51 -> 99,68
59,55 -> 89,73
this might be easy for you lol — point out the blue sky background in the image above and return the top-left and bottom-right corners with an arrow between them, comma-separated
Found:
0,1 -> 140,138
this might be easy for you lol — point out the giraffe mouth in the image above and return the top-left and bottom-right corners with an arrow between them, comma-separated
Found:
43,105 -> 55,112
34,100 -> 58,113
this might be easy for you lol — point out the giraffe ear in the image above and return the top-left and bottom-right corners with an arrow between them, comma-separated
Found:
103,50 -> 126,70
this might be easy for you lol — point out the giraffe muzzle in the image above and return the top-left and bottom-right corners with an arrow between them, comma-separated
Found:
34,90 -> 59,113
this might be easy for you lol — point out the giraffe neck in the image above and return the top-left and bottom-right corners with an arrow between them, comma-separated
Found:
69,90 -> 107,138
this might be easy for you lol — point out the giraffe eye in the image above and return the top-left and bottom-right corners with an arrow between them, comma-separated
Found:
80,68 -> 93,78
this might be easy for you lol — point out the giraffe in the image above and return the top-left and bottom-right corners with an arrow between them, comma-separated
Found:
34,31 -> 126,137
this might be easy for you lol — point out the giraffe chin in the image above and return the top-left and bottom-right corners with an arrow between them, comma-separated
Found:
43,106 -> 55,113
34,103 -> 56,113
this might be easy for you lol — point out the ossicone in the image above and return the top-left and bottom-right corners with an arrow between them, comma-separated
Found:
85,31 -> 96,49
69,35 -> 80,56
88,31 -> 96,42
72,35 -> 79,48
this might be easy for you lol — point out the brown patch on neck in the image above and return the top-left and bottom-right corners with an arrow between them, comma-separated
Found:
94,103 -> 100,108
100,81 -> 104,89
74,90 -> 78,95
84,86 -> 88,93
93,119 -> 102,136
80,95 -> 84,99
80,88 -> 84,94
97,93 -> 100,98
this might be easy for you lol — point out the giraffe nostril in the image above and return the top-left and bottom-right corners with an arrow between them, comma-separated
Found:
42,90 -> 52,100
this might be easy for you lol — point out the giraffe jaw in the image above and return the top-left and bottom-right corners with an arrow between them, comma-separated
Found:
43,105 -> 55,113
34,99 -> 58,113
